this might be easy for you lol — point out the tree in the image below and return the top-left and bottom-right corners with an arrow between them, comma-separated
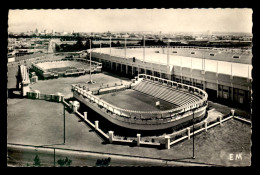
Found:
84,39 -> 94,50
64,157 -> 72,166
57,157 -> 72,167
55,44 -> 60,52
111,42 -> 116,47
33,155 -> 41,167
96,157 -> 111,167
75,37 -> 84,51
116,41 -> 121,47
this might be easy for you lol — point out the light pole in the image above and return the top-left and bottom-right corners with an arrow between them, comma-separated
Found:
63,103 -> 66,144
192,108 -> 195,159
124,36 -> 126,59
143,35 -> 145,62
110,36 -> 111,56
54,148 -> 56,167
89,39 -> 92,82
87,39 -> 96,84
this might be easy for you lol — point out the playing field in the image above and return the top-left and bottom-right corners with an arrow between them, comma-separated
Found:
35,60 -> 91,72
98,89 -> 177,117
46,66 -> 79,72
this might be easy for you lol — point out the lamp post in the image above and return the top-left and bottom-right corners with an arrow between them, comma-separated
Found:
143,35 -> 145,62
87,39 -> 96,84
124,36 -> 126,59
110,36 -> 111,56
54,148 -> 56,167
192,108 -> 195,159
63,103 -> 66,144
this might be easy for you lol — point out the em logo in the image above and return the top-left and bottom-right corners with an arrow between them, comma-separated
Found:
229,153 -> 242,161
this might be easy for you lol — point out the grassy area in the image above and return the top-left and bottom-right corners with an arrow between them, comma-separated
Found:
166,119 -> 251,166
208,101 -> 251,119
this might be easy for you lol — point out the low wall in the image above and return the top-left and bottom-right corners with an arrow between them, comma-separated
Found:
27,91 -> 64,103
98,84 -> 126,95
68,99 -> 248,149
165,113 -> 239,149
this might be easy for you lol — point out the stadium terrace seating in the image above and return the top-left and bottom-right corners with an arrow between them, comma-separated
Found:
133,80 -> 201,107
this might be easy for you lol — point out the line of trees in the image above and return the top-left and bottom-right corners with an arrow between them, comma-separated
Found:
55,37 -> 134,52
138,39 -> 167,46
30,154 -> 112,167
55,37 -> 93,52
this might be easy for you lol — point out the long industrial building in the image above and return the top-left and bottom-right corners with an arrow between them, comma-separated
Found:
90,46 -> 252,110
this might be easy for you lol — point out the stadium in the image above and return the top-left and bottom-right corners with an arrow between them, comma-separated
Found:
13,42 -> 252,140
30,57 -> 102,79
18,44 -> 252,133
72,73 -> 208,131
90,46 -> 252,111
8,41 -> 252,161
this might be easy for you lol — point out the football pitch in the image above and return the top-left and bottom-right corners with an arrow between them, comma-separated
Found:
98,89 -> 177,117
46,66 -> 79,72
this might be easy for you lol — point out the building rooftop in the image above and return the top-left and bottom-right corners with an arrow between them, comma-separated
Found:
92,47 -> 252,79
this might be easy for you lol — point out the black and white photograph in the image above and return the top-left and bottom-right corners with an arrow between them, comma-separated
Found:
6,8 -> 253,167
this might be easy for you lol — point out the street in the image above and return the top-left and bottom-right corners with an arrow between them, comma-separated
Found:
7,144 -> 212,167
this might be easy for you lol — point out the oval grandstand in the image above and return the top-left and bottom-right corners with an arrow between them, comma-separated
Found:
72,74 -> 208,131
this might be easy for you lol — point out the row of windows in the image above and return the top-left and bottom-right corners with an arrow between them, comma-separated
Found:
171,51 -> 240,59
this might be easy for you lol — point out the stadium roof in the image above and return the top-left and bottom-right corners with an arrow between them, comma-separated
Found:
94,48 -> 252,79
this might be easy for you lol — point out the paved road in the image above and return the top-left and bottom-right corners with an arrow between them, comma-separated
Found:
7,144 -> 214,167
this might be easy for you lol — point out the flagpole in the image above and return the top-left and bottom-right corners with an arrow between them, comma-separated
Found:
110,36 -> 111,56
143,35 -> 145,62
90,39 -> 92,82
167,39 -> 170,66
125,36 -> 126,59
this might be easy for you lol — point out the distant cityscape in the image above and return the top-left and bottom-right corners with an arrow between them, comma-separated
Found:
8,28 -> 253,61
9,28 -> 252,40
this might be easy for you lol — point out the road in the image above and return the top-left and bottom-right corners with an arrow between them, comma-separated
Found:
7,144 -> 214,167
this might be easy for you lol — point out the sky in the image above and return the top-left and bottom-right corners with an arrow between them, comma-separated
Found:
8,9 -> 253,34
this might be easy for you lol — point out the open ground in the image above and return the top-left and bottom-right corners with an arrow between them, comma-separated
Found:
7,98 -> 251,166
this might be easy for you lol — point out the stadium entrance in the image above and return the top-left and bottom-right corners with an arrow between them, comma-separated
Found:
205,88 -> 217,101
